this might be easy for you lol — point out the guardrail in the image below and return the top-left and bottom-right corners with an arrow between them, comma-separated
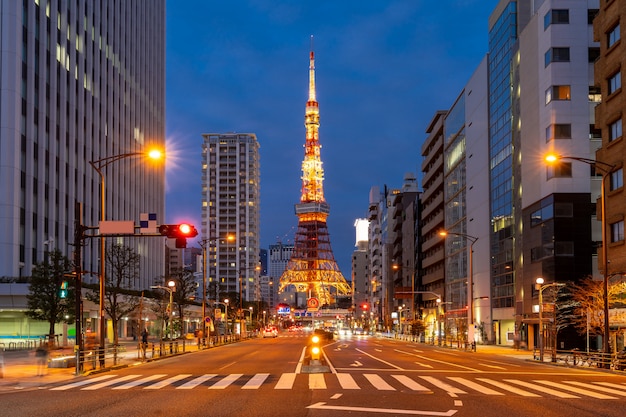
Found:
534,348 -> 626,370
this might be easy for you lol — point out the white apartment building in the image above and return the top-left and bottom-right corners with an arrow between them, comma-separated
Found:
200,133 -> 260,304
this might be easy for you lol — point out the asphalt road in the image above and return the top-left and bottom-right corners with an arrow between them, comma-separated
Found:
2,334 -> 626,417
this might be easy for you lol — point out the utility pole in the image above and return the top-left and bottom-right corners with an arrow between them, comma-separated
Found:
73,202 -> 84,375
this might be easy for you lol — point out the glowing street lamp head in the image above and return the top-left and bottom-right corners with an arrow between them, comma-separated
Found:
545,154 -> 560,163
536,277 -> 545,285
438,230 -> 448,237
147,149 -> 163,160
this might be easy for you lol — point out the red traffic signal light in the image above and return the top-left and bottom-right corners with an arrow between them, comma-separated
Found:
159,223 -> 198,248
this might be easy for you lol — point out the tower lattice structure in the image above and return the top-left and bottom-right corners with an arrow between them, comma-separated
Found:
278,41 -> 351,306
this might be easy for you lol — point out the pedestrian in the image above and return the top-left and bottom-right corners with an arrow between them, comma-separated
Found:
36,345 -> 48,376
141,329 -> 148,358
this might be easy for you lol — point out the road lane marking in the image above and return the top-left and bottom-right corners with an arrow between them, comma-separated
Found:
242,373 -> 269,389
419,376 -> 467,395
112,374 -> 167,389
82,374 -> 141,390
356,348 -> 404,370
395,349 -> 481,372
476,378 -> 540,397
274,373 -> 296,389
478,364 -> 506,370
533,380 -> 616,399
309,373 -> 326,389
209,374 -> 242,389
392,375 -> 431,392
306,402 -> 458,416
364,373 -> 395,390
350,360 -> 363,367
504,379 -> 578,398
336,373 -> 360,389
414,362 -> 433,368
593,381 -> 626,390
144,374 -> 192,389
330,393 -> 342,399
51,374 -> 116,390
177,374 -> 217,389
447,377 -> 503,395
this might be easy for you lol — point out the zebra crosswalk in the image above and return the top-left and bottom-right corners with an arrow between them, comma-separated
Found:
49,372 -> 626,399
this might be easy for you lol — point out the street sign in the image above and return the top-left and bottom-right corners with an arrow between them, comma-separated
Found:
204,317 -> 212,323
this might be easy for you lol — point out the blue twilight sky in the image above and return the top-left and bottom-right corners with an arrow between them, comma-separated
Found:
164,0 -> 498,276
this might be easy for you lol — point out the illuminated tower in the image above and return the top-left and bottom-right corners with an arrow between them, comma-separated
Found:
278,40 -> 351,306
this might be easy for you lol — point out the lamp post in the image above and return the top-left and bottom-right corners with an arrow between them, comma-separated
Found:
439,230 -> 478,344
224,298 -> 230,336
546,154 -> 615,356
535,277 -> 566,362
89,149 -> 162,362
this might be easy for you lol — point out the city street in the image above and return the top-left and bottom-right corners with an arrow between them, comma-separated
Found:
1,334 -> 625,417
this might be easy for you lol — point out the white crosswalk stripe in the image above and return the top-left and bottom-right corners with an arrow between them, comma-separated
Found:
48,372 -> 626,400
476,378 -> 540,397
177,374 -> 217,389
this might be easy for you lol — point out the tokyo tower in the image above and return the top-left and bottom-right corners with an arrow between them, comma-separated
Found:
278,39 -> 351,307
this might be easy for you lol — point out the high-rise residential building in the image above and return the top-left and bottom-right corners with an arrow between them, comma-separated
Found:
389,174 -> 420,333
420,111 -> 447,337
200,133 -> 260,304
594,0 -> 626,274
352,219 -> 369,327
367,186 -> 386,330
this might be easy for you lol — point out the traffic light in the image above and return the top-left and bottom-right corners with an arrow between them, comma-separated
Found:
159,223 -> 199,248
59,280 -> 68,299
361,303 -> 369,310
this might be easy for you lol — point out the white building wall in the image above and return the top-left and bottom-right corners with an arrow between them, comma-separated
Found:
464,56 -> 492,342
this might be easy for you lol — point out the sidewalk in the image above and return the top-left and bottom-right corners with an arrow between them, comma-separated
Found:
0,340 -> 145,390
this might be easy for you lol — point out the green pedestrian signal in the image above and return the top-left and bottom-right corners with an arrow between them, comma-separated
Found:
59,280 -> 68,299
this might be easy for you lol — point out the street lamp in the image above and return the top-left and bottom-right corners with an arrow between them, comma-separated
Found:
151,279 -> 175,340
546,154 -> 615,356
535,277 -> 566,362
224,298 -> 230,336
439,230 -> 478,344
89,149 -> 163,362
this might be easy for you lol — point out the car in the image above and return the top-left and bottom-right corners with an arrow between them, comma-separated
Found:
262,327 -> 278,338
338,327 -> 352,337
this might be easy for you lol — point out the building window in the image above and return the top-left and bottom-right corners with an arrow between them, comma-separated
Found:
545,47 -> 570,66
588,47 -> 601,63
545,85 -> 571,103
547,162 -> 572,179
546,123 -> 572,140
609,118 -> 622,142
555,241 -> 574,256
588,9 -> 599,25
544,9 -> 569,29
608,71 -> 621,94
608,23 -> 620,48
589,85 -> 602,102
611,220 -> 624,243
611,168 -> 623,191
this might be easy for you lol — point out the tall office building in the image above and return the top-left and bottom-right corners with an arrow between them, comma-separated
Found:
200,133 -> 260,304
0,2 -> 165,284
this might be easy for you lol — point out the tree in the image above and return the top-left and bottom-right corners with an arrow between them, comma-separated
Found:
25,250 -> 74,345
168,267 -> 198,337
87,244 -> 140,346
558,276 -> 626,342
